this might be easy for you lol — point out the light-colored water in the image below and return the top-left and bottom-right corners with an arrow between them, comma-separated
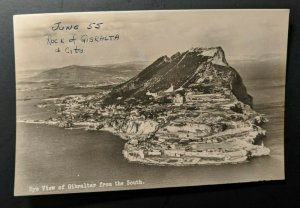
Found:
15,79 -> 285,195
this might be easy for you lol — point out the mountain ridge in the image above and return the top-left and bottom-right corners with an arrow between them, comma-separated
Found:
103,47 -> 253,107
30,46 -> 271,166
25,62 -> 148,86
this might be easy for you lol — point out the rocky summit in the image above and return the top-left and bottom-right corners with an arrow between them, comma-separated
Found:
103,47 -> 253,108
33,46 -> 270,166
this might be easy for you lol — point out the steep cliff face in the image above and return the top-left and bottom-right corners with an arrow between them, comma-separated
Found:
103,47 -> 253,107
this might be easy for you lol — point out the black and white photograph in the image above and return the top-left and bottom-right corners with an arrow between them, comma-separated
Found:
14,9 -> 289,196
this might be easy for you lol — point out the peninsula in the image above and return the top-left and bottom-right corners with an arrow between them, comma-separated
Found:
28,47 -> 270,166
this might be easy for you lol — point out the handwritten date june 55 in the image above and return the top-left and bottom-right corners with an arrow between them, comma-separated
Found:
51,22 -> 103,31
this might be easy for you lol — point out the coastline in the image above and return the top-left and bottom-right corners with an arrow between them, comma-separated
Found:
17,117 -> 271,166
15,98 -> 285,195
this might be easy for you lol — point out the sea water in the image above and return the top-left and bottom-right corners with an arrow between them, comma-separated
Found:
15,78 -> 285,195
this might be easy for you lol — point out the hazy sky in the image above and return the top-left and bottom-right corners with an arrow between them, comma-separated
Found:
14,9 -> 289,71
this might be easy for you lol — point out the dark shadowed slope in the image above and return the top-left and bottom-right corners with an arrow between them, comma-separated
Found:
103,47 -> 253,107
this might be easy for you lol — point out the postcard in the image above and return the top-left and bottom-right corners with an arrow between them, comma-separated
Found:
14,9 -> 289,195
